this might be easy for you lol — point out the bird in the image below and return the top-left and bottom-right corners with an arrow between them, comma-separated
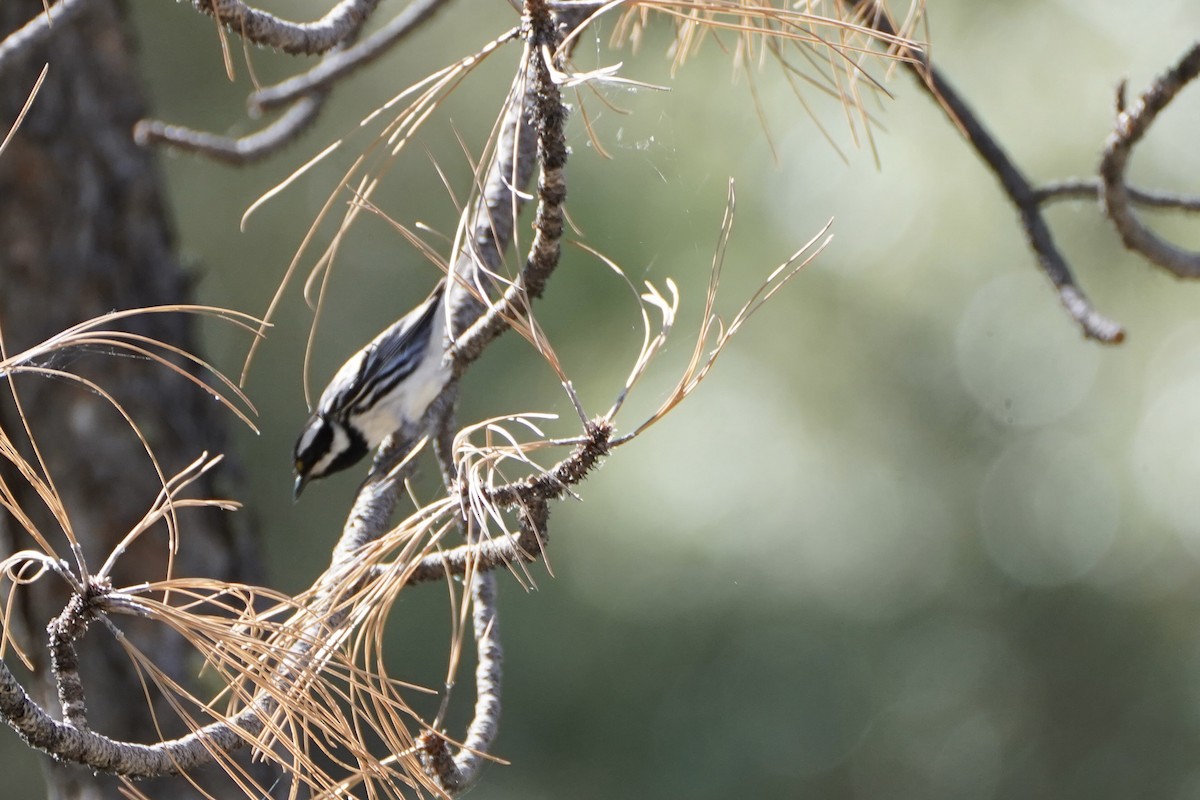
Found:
292,278 -> 451,499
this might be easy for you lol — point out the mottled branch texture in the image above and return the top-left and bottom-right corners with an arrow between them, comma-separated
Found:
192,0 -> 381,55
250,0 -> 454,112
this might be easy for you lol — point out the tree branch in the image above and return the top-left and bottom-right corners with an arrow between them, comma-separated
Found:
1035,178 -> 1200,211
842,0 -> 1125,343
190,0 -> 382,56
417,567 -> 503,793
0,0 -> 88,76
0,653 -> 262,779
47,590 -> 99,731
250,0 -> 454,113
404,499 -> 548,586
446,2 -> 574,372
134,92 -> 326,164
1099,41 -> 1200,277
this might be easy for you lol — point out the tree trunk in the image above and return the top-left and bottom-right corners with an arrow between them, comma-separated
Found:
0,1 -> 264,797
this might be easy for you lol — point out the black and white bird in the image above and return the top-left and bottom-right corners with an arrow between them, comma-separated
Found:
292,278 -> 450,499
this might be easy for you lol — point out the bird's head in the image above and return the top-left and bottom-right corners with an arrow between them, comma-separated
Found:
292,414 -> 369,500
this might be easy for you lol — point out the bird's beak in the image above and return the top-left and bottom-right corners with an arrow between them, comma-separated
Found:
293,474 -> 308,502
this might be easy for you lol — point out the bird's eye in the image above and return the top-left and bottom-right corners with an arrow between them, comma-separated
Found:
294,459 -> 305,472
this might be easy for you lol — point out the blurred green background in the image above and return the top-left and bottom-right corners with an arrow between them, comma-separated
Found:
7,0 -> 1200,797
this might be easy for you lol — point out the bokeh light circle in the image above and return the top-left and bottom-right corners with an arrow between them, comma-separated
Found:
1133,372 -> 1200,552
978,432 -> 1119,586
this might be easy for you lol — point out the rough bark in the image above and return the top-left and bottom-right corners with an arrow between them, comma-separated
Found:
0,1 -> 263,797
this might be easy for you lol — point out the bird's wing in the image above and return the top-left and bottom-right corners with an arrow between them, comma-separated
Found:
319,279 -> 445,416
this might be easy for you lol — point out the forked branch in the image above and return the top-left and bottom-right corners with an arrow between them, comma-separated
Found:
250,0 -> 454,112
0,2 -> 902,796
1100,41 -> 1200,277
841,0 -> 1125,343
845,3 -> 1200,340
0,0 -> 580,790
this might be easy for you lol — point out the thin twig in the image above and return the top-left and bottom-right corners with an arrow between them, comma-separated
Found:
134,93 -> 326,165
415,393 -> 508,792
250,0 -> 455,113
442,95 -> 539,353
431,389 -> 462,491
1035,178 -> 1200,211
486,420 -> 612,509
417,499 -> 546,792
841,0 -> 1125,343
139,0 -> 392,163
1099,41 -> 1200,277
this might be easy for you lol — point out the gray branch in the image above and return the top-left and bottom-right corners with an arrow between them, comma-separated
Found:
417,568 -> 503,792
0,0 -> 88,76
1035,178 -> 1200,211
403,499 -> 549,586
134,93 -> 326,165
841,0 -> 1125,343
191,0 -> 381,55
1100,41 -> 1200,277
47,593 -> 96,731
0,654 -> 264,778
250,0 -> 454,113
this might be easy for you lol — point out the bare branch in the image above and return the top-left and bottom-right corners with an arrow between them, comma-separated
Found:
841,0 -> 1125,343
0,654 -> 262,778
0,0 -> 87,76
442,93 -> 539,352
138,0 -> 414,163
134,93 -> 326,165
190,0 -> 382,56
418,566 -> 503,793
447,1 -> 574,370
1100,41 -> 1200,277
250,0 -> 455,113
405,499 -> 547,586
431,389 -> 462,491
1035,178 -> 1200,211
